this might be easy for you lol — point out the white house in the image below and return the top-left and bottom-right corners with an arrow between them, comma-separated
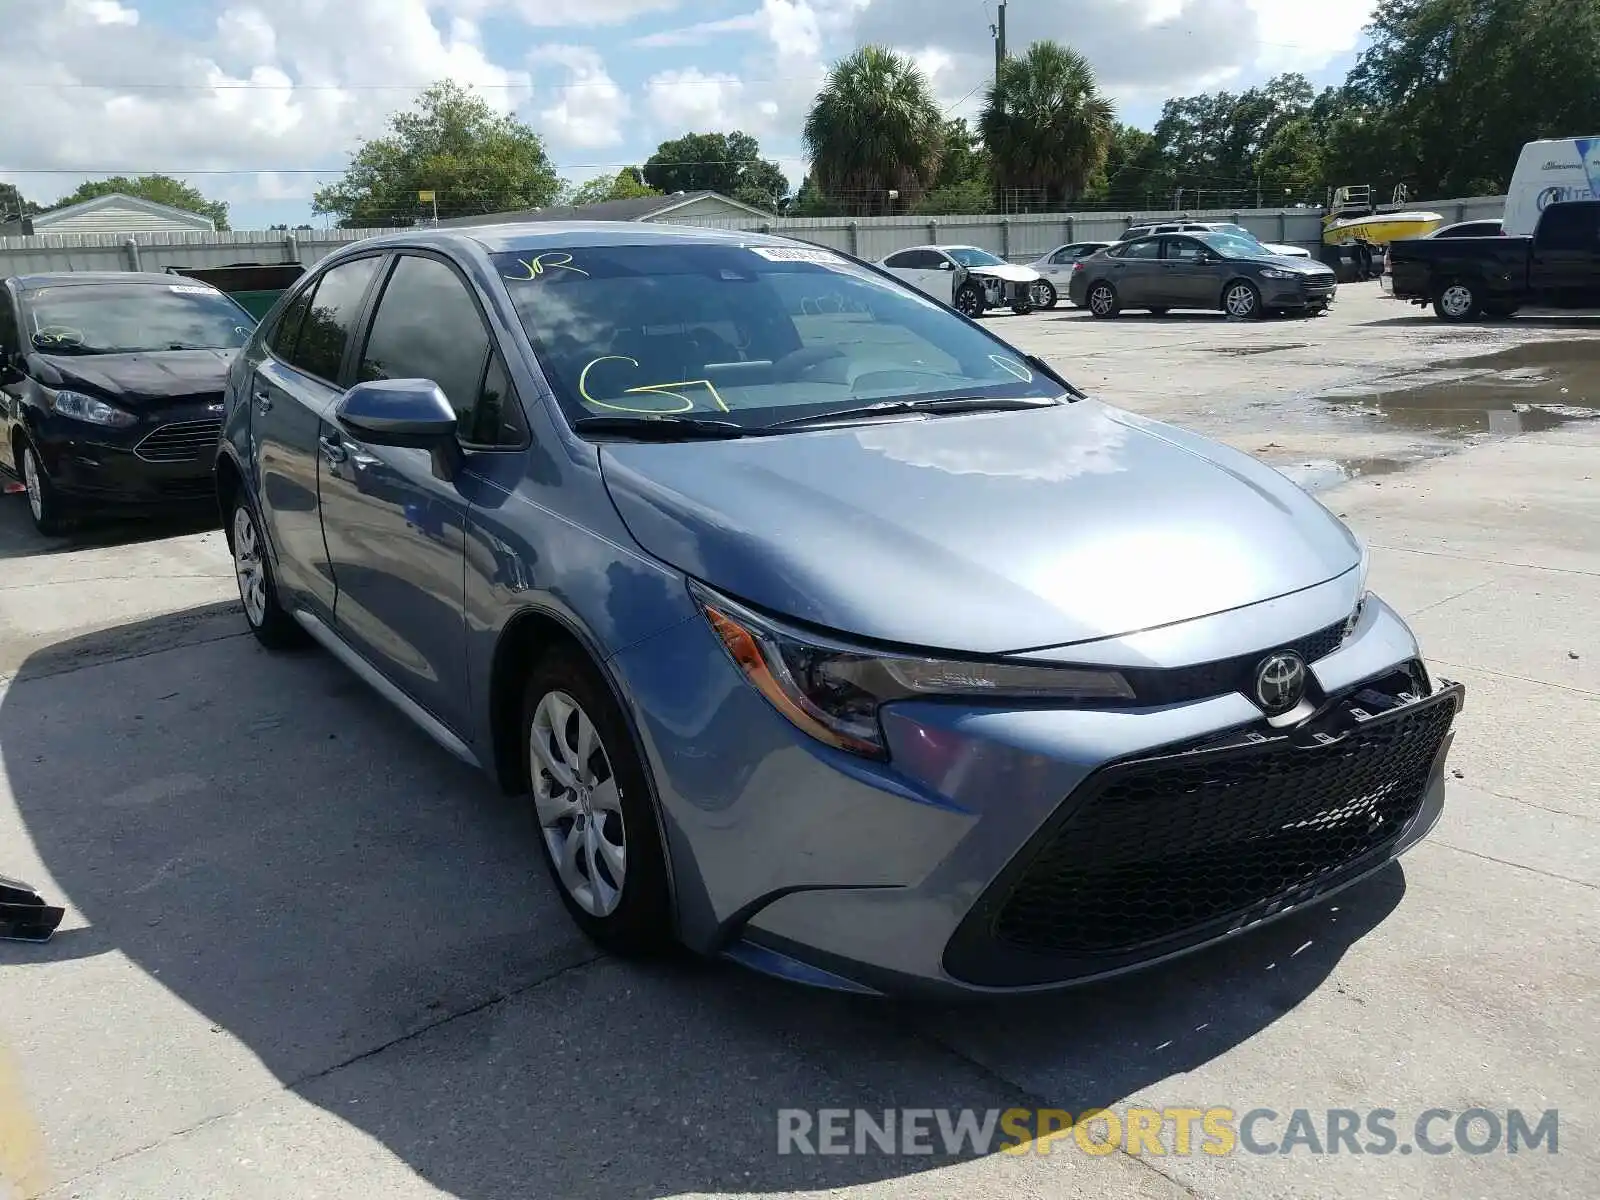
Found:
2,193 -> 216,236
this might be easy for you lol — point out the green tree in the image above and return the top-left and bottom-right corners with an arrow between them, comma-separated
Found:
789,174 -> 842,217
1342,0 -> 1600,197
803,46 -> 945,216
313,81 -> 560,227
733,159 -> 791,212
641,131 -> 787,204
913,179 -> 995,215
931,118 -> 992,192
1083,123 -> 1162,208
980,40 -> 1116,210
1257,116 -> 1325,205
565,168 -> 660,207
1150,73 -> 1315,207
46,174 -> 229,229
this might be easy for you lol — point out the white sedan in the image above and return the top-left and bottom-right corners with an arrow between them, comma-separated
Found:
1024,241 -> 1116,308
877,245 -> 1043,317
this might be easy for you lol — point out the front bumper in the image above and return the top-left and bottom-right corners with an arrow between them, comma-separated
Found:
1262,276 -> 1337,308
30,407 -> 222,507
613,585 -> 1462,997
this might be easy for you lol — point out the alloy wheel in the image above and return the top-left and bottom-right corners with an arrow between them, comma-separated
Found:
1440,284 -> 1474,319
530,690 -> 628,918
232,505 -> 269,628
1225,283 -> 1258,318
1088,284 -> 1115,316
22,448 -> 43,523
956,288 -> 982,317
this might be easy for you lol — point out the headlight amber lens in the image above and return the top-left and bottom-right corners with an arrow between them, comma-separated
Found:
695,585 -> 1136,759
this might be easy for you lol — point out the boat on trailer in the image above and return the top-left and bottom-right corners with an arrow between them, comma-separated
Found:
1322,185 -> 1443,245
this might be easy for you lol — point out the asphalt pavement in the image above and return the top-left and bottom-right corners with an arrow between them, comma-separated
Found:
0,284 -> 1595,1199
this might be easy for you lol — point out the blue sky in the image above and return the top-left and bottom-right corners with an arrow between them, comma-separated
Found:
2,0 -> 1377,230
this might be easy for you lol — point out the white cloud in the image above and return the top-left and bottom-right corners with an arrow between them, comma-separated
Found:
503,0 -> 682,25
644,70 -> 748,133
532,46 -> 631,150
630,14 -> 763,48
74,0 -> 139,27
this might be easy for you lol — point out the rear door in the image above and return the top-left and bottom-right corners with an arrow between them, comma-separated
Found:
248,254 -> 385,615
1104,237 -> 1161,304
1528,203 -> 1600,305
315,251 -> 511,733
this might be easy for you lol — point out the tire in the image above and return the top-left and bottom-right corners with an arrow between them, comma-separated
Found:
228,491 -> 307,649
955,283 -> 985,318
522,645 -> 674,958
1010,303 -> 1034,316
1085,281 -> 1120,319
1222,280 -> 1263,319
1433,281 -> 1481,322
1032,280 -> 1058,310
18,440 -> 74,537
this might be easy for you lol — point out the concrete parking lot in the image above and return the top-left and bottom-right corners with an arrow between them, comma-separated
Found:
1,282 -> 1595,1199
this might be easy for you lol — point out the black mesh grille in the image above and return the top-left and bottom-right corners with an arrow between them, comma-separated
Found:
991,690 -> 1457,958
1120,620 -> 1347,707
136,418 -> 222,463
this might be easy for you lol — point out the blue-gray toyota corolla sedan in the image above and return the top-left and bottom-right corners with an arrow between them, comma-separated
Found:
215,222 -> 1464,997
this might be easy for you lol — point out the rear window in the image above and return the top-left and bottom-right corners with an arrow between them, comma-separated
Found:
21,283 -> 256,355
493,243 -> 1062,428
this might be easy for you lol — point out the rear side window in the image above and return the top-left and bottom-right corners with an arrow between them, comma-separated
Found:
267,286 -> 313,361
287,256 -> 382,383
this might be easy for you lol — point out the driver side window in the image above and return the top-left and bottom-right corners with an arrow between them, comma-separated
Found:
358,253 -> 527,449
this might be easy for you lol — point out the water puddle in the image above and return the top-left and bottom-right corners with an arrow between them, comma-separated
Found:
1274,456 -> 1415,493
1316,339 -> 1600,437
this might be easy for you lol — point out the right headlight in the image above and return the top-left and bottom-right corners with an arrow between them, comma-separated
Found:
692,582 -> 1134,760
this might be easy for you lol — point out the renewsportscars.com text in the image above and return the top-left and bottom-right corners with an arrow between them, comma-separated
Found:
776,1107 -> 1560,1157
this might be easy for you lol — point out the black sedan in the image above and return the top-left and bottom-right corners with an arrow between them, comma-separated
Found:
1,272 -> 257,534
1066,231 -> 1338,319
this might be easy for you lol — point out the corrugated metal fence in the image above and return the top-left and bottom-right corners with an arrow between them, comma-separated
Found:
0,196 -> 1508,276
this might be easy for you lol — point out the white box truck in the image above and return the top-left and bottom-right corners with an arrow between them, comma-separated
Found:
1503,136 -> 1600,236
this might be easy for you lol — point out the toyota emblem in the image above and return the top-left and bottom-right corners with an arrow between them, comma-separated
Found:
1253,652 -> 1307,715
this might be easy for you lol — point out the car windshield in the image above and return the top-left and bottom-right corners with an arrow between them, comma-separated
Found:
494,244 -> 1063,428
945,247 -> 1007,267
1196,232 -> 1273,259
22,283 -> 256,354
1213,223 -> 1264,243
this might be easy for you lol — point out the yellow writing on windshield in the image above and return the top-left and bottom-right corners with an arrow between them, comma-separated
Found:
502,252 -> 590,282
577,356 -> 732,413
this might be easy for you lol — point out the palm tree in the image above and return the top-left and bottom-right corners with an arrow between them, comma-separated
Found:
803,46 -> 945,216
980,40 -> 1116,211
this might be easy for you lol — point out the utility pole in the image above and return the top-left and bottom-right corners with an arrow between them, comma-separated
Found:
992,1 -> 1008,83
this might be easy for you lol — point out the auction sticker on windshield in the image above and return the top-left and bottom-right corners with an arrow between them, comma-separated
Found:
748,247 -> 846,264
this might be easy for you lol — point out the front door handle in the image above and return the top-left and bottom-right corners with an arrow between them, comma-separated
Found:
253,390 -> 273,413
318,433 -> 348,464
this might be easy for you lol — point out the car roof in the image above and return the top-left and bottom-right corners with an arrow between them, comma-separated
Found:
337,221 -> 809,258
10,271 -> 200,293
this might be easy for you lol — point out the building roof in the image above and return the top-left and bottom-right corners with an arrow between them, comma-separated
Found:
440,190 -> 773,229
20,193 -> 216,232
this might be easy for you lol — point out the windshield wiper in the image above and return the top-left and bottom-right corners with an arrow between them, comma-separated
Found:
757,394 -> 1062,433
572,414 -> 748,441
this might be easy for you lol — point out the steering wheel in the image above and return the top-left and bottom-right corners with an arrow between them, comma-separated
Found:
771,345 -> 847,380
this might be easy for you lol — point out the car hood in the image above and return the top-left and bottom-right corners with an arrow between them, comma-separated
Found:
1245,254 -> 1329,274
27,349 -> 235,405
599,400 -> 1362,654
966,263 -> 1039,282
1261,242 -> 1311,257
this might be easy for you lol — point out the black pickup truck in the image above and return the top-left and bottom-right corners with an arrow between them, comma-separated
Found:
1388,199 -> 1600,321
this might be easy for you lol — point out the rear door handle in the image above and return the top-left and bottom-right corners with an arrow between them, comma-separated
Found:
318,433 -> 348,464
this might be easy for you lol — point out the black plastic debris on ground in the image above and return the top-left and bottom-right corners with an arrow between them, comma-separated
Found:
0,875 -> 65,942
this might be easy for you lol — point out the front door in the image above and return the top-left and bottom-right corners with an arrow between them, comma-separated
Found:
249,254 -> 384,615
1527,203 -> 1600,306
1159,236 -> 1220,308
316,252 -> 505,734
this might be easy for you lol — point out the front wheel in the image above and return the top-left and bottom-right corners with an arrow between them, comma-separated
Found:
229,493 -> 308,649
1222,281 -> 1262,319
19,441 -> 74,537
1433,281 -> 1481,322
1032,280 -> 1058,309
522,646 -> 674,957
955,284 -> 986,318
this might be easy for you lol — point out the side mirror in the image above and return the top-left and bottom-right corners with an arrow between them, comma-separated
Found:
336,378 -> 457,447
937,261 -> 952,270
335,378 -> 463,481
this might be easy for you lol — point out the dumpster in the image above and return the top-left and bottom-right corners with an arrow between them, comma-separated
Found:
163,262 -> 306,320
